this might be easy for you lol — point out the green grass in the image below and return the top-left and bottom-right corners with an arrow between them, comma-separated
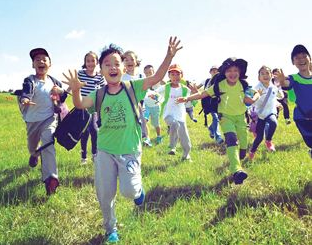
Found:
0,92 -> 311,245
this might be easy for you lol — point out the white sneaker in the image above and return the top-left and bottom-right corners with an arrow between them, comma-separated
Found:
81,158 -> 88,165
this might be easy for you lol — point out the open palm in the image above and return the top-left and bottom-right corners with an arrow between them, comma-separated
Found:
62,70 -> 86,91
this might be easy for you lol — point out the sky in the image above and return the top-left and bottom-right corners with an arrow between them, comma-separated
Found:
1,0 -> 312,91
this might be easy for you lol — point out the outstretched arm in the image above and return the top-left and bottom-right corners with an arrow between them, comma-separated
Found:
62,70 -> 93,109
276,69 -> 290,87
143,37 -> 183,90
176,90 -> 210,104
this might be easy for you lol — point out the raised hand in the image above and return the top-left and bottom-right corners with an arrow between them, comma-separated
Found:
21,98 -> 36,106
167,36 -> 183,58
175,97 -> 187,104
62,69 -> 86,92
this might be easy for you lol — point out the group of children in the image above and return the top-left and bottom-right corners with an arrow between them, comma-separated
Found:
18,40 -> 312,243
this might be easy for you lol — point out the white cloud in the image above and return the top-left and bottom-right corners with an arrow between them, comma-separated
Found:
2,54 -> 19,62
65,30 -> 85,39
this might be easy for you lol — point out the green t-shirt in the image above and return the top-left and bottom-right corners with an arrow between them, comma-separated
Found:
89,79 -> 147,154
206,79 -> 246,115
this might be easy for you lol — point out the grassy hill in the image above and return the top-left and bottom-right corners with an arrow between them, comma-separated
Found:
0,92 -> 311,245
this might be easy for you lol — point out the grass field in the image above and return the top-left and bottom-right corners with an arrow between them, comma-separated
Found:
0,92 -> 311,245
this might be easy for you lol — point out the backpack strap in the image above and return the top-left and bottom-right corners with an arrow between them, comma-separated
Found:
95,84 -> 108,127
160,83 -> 172,116
122,80 -> 141,125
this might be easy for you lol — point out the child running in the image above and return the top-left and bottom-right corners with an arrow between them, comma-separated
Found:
78,51 -> 105,164
177,58 -> 259,184
62,37 -> 182,243
277,44 -> 312,158
157,64 -> 192,160
20,48 -> 67,195
248,66 -> 284,160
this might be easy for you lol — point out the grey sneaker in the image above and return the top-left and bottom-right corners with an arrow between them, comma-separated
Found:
168,148 -> 176,155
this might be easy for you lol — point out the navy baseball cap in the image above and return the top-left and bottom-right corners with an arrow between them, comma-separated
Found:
291,44 -> 310,63
30,48 -> 50,61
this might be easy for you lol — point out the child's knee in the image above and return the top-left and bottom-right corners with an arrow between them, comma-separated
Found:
224,132 -> 238,147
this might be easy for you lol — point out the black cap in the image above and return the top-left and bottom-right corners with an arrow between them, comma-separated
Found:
219,57 -> 248,79
291,44 -> 310,63
30,48 -> 50,61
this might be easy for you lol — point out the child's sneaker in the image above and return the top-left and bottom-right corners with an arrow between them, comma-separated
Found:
285,118 -> 291,125
143,138 -> 152,147
192,118 -> 198,123
134,188 -> 145,206
248,151 -> 255,161
29,155 -> 38,168
156,136 -> 163,144
168,148 -> 176,155
181,154 -> 192,161
233,170 -> 248,185
81,158 -> 88,165
45,176 -> 59,196
216,137 -> 224,144
265,140 -> 276,152
106,231 -> 119,243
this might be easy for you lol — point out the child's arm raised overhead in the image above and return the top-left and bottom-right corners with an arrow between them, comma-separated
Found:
143,36 -> 182,90
62,69 -> 94,109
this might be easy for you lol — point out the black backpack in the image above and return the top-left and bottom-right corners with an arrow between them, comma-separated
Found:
54,108 -> 91,150
33,108 -> 91,154
201,73 -> 249,114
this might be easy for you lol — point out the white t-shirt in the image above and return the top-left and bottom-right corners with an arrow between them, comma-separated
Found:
156,85 -> 190,122
121,73 -> 145,81
253,82 -> 284,119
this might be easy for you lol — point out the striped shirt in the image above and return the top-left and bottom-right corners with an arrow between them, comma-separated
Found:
78,70 -> 105,97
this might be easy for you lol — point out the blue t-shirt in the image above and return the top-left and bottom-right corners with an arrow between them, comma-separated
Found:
288,74 -> 312,119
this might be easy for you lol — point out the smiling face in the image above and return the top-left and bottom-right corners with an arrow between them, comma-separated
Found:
84,53 -> 98,73
225,66 -> 240,84
100,53 -> 125,84
293,53 -> 311,73
32,54 -> 51,77
144,67 -> 154,78
258,67 -> 272,86
168,70 -> 182,86
124,52 -> 138,75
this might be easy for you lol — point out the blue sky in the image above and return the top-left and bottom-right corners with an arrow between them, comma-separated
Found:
1,0 -> 311,91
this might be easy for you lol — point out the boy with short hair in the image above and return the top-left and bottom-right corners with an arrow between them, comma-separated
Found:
63,37 -> 182,243
20,48 -> 67,195
143,64 -> 165,144
157,64 -> 192,160
277,44 -> 312,158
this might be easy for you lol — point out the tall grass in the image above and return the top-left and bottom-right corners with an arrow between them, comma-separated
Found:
0,93 -> 311,245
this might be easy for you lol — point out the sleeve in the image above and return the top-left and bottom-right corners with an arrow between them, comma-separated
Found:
87,90 -> 96,114
283,75 -> 294,90
21,76 -> 34,101
206,85 -> 215,97
132,79 -> 147,102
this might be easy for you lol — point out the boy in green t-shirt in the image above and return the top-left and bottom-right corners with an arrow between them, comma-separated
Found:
177,58 -> 260,185
63,37 -> 182,243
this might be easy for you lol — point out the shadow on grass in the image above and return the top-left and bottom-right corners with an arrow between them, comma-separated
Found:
207,181 -> 312,227
62,176 -> 94,188
0,166 -> 94,206
81,234 -> 103,245
0,165 -> 30,189
200,142 -> 226,155
142,158 -> 185,176
11,236 -> 52,245
137,175 -> 232,214
275,141 -> 302,152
